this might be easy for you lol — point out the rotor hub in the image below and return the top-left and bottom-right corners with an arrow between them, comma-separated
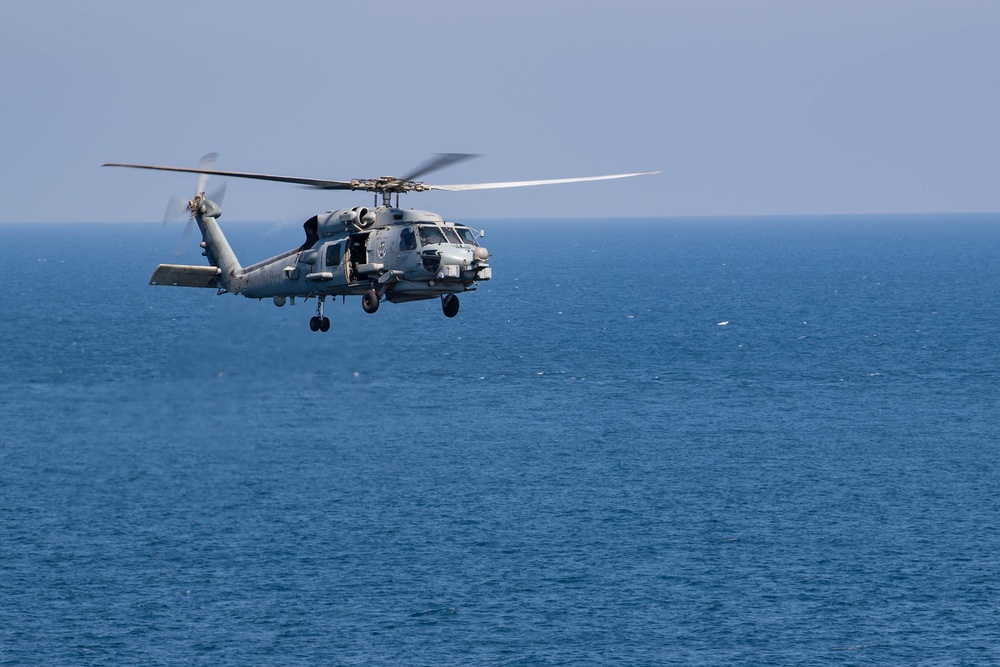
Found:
187,192 -> 206,217
349,177 -> 430,194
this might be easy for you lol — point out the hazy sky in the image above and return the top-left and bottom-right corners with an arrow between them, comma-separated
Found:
2,0 -> 998,222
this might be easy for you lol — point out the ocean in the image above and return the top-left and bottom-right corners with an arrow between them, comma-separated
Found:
2,214 -> 999,665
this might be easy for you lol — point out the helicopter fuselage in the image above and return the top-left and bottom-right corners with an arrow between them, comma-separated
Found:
115,153 -> 656,331
151,200 -> 492,326
238,206 -> 491,303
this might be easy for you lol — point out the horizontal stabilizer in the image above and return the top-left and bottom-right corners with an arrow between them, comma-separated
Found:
150,264 -> 221,288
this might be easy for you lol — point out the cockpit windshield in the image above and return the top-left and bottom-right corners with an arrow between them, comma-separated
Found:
417,224 -> 480,247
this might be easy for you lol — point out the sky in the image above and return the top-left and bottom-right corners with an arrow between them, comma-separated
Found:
1,0 -> 998,223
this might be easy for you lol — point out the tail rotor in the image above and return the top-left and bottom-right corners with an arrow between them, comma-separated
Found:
163,153 -> 226,256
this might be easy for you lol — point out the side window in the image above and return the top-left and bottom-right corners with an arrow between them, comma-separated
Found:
400,227 -> 417,251
457,227 -> 479,246
325,242 -> 342,268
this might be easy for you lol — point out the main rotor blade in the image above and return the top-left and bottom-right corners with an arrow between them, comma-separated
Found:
398,153 -> 480,183
427,170 -> 661,192
103,163 -> 356,190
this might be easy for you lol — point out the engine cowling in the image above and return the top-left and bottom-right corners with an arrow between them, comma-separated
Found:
336,207 -> 375,230
356,207 -> 376,229
340,206 -> 375,229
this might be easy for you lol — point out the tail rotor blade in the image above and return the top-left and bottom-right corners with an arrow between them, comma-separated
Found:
208,181 -> 227,207
196,152 -> 219,195
163,194 -> 188,224
166,154 -> 219,254
172,219 -> 196,256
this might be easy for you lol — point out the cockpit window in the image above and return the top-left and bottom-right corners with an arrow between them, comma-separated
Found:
418,225 -> 445,246
455,226 -> 479,246
400,227 -> 417,251
441,227 -> 462,244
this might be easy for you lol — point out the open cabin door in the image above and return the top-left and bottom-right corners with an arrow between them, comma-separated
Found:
347,232 -> 370,283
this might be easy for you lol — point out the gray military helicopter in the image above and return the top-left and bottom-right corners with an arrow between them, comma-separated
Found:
104,154 -> 658,331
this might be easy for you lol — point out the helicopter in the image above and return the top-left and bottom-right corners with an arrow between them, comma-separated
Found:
103,154 -> 659,331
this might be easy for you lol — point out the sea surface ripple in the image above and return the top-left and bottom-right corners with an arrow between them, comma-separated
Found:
2,215 -> 999,665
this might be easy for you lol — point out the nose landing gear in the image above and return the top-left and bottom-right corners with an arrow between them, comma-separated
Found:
309,296 -> 331,332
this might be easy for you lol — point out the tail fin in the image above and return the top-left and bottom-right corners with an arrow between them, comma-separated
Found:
194,197 -> 242,292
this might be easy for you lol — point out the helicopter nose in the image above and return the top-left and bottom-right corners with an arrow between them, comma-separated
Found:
474,247 -> 490,261
437,246 -> 475,268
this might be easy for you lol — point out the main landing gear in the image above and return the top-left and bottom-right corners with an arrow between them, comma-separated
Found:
307,292 -> 458,329
441,294 -> 460,318
309,296 -> 331,332
362,289 -> 380,314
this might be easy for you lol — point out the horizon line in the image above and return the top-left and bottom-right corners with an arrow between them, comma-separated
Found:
2,210 -> 999,225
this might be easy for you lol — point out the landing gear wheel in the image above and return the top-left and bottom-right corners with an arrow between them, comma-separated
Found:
442,294 -> 460,318
311,296 -> 328,332
362,290 -> 380,314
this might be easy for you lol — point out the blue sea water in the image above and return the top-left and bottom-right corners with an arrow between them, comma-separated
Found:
2,214 -> 1000,665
